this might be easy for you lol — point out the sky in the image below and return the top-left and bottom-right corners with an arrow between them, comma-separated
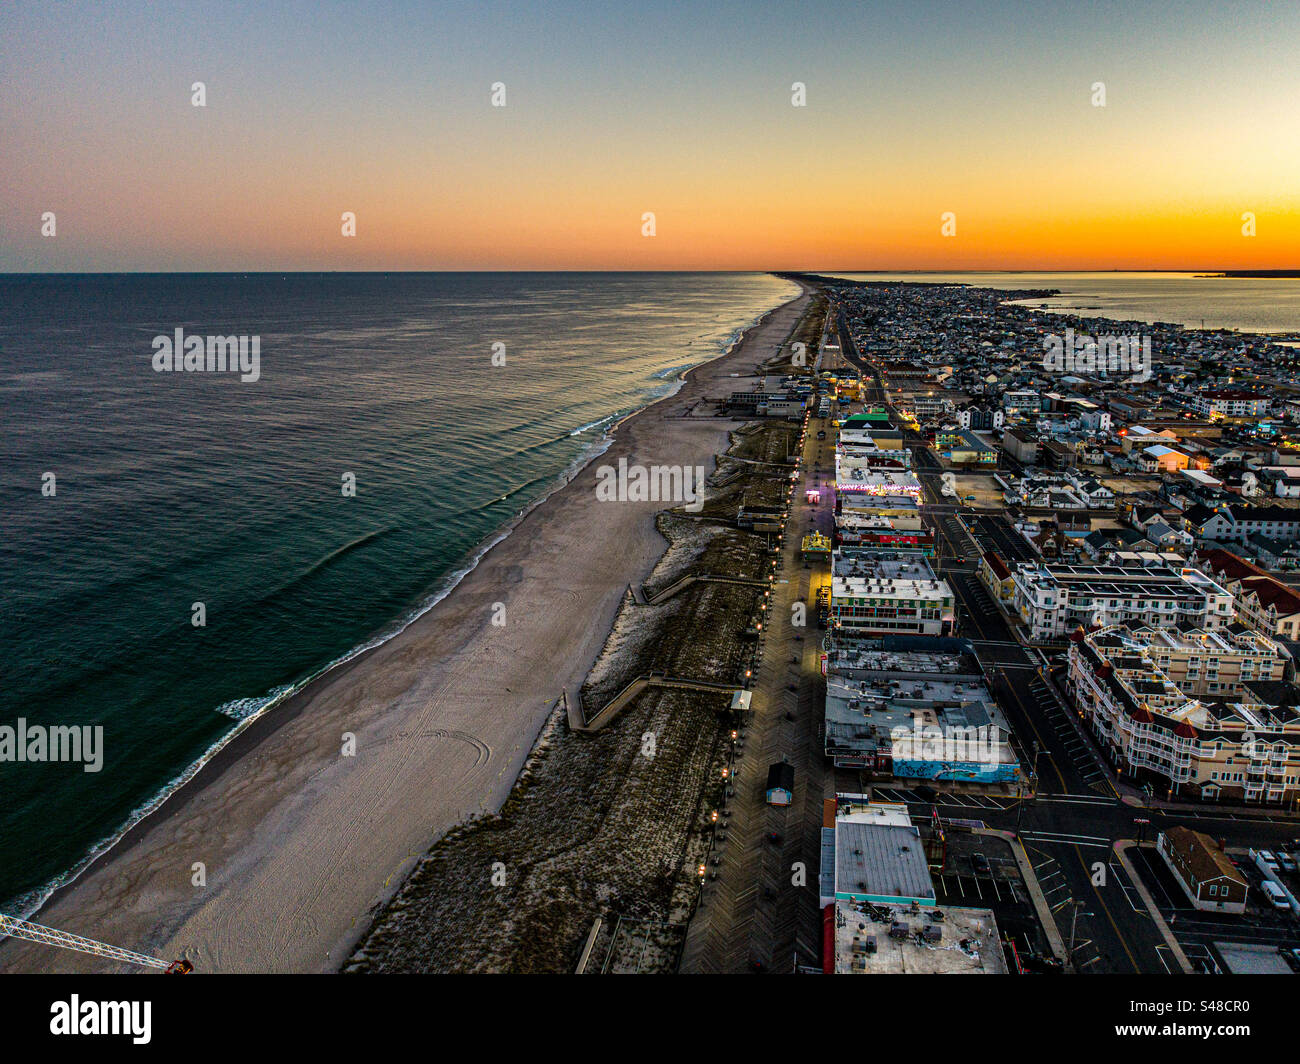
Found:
2,0 -> 1298,271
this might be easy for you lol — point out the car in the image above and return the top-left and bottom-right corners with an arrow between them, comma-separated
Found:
971,852 -> 990,876
1280,853 -> 1297,873
1261,880 -> 1290,910
1258,849 -> 1279,869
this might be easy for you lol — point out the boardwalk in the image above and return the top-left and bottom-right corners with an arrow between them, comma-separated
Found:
679,408 -> 831,973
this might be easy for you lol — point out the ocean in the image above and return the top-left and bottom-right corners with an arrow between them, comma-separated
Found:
0,271 -> 799,913
832,272 -> 1300,335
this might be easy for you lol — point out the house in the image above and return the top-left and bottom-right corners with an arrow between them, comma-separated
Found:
1026,518 -> 1089,561
1248,534 -> 1300,570
1142,444 -> 1190,474
765,761 -> 795,806
1083,527 -> 1154,558
937,429 -> 997,467
958,403 -> 1004,431
1120,425 -> 1178,454
1143,521 -> 1194,551
1156,827 -> 1247,913
978,550 -> 1015,606
1182,503 -> 1235,542
1129,504 -> 1167,531
1076,478 -> 1115,506
1262,467 -> 1300,498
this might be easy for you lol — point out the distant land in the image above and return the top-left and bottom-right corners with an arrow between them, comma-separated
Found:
1211,270 -> 1300,278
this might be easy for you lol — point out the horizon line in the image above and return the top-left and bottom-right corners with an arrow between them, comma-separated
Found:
3,267 -> 1297,277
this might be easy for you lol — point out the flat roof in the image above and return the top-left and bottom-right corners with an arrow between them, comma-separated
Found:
832,900 -> 1006,974
834,819 -> 935,904
1214,942 -> 1292,975
832,575 -> 952,601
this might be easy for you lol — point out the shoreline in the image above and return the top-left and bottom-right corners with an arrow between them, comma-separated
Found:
0,280 -> 810,974
1000,293 -> 1300,339
5,406 -> 622,922
4,301 -> 782,924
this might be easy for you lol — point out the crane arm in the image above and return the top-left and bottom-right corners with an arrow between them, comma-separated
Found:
0,913 -> 172,971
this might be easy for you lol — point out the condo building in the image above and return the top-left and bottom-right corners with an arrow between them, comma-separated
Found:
1197,549 -> 1300,639
1066,624 -> 1300,804
1010,560 -> 1233,641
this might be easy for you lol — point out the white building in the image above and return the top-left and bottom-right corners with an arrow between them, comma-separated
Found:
1002,390 -> 1042,414
1192,391 -> 1270,419
830,553 -> 955,636
835,460 -> 922,499
1067,624 -> 1299,805
1010,560 -> 1233,641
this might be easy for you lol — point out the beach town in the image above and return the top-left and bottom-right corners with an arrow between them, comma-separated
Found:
6,273 -> 1300,980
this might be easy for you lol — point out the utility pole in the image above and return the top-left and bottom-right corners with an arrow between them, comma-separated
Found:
1067,899 -> 1091,969
1016,740 -> 1040,836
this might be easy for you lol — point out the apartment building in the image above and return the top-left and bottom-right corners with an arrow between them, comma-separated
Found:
957,404 -> 1004,431
903,395 -> 953,420
1134,625 -> 1286,699
1192,390 -> 1270,419
1001,427 -> 1039,466
1010,561 -> 1234,641
1067,624 -> 1300,804
1197,549 -> 1300,639
1002,390 -> 1043,414
1185,504 -> 1300,546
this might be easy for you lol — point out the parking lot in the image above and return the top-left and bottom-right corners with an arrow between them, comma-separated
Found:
1128,845 -> 1300,975
934,831 -> 1058,972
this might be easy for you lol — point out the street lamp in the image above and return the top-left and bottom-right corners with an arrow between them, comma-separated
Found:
1067,899 -> 1092,968
1015,740 -> 1041,835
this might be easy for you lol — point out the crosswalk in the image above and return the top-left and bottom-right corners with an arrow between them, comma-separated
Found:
1019,829 -> 1113,850
870,786 -> 1016,811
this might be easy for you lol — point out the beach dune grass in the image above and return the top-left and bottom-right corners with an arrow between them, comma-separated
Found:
345,414 -> 796,973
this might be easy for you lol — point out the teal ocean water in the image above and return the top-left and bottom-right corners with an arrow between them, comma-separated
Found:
0,271 -> 798,912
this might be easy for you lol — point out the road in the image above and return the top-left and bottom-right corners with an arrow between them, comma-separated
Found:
828,284 -> 1300,972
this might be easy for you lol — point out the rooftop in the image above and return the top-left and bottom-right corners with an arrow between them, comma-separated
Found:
831,900 -> 1006,974
834,816 -> 936,905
